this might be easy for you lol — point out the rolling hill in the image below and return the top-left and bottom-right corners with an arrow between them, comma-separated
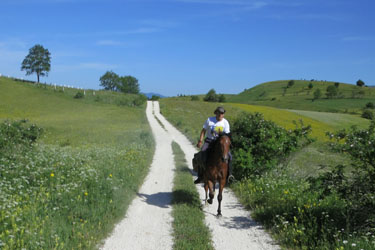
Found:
226,80 -> 375,114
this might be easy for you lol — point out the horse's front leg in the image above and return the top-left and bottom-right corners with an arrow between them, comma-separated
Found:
217,178 -> 226,217
207,181 -> 214,204
204,182 -> 209,206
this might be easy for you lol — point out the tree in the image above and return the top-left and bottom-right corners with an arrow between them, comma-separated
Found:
334,82 -> 340,88
308,83 -> 313,89
204,89 -> 218,102
313,89 -> 321,101
357,79 -> 365,87
326,85 -> 338,98
287,80 -> 295,88
218,94 -> 226,103
21,44 -> 51,83
99,71 -> 120,91
118,76 -> 140,94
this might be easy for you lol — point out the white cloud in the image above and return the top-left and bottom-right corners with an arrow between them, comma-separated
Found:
96,40 -> 124,46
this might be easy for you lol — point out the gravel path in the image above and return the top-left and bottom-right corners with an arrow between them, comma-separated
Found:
101,101 -> 280,250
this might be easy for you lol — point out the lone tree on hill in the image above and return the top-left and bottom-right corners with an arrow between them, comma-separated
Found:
357,79 -> 365,87
100,71 -> 120,91
21,44 -> 51,83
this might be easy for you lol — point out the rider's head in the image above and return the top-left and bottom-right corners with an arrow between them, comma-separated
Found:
214,107 -> 225,120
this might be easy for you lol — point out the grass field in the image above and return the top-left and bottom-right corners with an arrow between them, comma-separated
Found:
160,98 -> 369,142
159,98 -> 373,249
227,80 -> 375,114
0,77 -> 154,249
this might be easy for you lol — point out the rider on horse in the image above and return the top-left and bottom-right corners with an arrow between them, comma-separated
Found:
194,106 -> 234,184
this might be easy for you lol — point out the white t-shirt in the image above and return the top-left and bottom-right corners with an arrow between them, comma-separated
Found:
203,117 -> 230,140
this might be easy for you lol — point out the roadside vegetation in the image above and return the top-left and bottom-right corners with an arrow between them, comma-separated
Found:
171,142 -> 213,250
159,97 -> 374,250
0,77 -> 154,249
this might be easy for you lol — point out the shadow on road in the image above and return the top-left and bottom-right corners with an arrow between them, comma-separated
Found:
137,192 -> 172,208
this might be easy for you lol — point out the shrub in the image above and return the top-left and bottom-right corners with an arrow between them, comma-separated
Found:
191,95 -> 199,101
133,94 -> 147,106
326,85 -> 338,99
218,94 -> 226,102
231,112 -> 312,178
313,89 -> 321,101
361,109 -> 374,120
150,95 -> 160,101
366,102 -> 375,109
0,120 -> 43,150
356,79 -> 365,87
287,80 -> 295,88
74,91 -> 84,99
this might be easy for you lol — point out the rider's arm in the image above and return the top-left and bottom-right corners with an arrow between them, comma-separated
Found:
197,128 -> 206,148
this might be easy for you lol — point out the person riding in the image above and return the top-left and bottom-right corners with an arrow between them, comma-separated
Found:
194,106 -> 234,184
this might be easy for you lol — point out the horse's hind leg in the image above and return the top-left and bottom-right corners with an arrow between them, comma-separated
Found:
217,178 -> 226,217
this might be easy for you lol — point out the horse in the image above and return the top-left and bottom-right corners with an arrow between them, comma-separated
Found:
203,133 -> 231,217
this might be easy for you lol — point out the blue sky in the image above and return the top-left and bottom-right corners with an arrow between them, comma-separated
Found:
0,0 -> 374,96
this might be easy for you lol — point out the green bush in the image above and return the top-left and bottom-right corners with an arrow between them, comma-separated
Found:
366,102 -> 375,109
361,109 -> 374,120
191,95 -> 199,101
231,112 -> 312,178
0,120 -> 43,150
133,94 -> 147,106
74,91 -> 84,99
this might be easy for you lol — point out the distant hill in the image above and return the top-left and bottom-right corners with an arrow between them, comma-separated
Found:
226,80 -> 375,114
142,92 -> 167,99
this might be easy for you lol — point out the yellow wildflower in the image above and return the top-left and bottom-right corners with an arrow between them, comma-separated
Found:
50,173 -> 55,177
84,192 -> 88,196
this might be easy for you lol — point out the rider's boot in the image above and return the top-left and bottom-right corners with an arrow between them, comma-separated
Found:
194,166 -> 203,184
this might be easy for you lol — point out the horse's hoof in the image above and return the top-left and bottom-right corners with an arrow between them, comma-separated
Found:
207,199 -> 213,204
216,213 -> 222,218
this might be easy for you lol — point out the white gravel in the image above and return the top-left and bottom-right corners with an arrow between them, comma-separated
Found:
100,101 -> 280,250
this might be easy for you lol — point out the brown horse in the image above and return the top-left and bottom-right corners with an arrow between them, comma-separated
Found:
203,134 -> 231,217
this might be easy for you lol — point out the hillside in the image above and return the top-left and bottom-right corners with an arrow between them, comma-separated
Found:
0,76 -> 154,249
227,80 -> 375,114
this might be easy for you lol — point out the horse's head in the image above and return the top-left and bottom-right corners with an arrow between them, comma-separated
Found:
218,134 -> 231,163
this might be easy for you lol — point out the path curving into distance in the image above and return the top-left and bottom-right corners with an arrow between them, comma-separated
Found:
101,101 -> 279,250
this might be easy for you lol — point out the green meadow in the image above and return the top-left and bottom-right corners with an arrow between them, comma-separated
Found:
227,80 -> 375,114
159,96 -> 373,249
0,77 -> 154,249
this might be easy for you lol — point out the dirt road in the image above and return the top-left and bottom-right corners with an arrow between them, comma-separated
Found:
101,101 -> 279,250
